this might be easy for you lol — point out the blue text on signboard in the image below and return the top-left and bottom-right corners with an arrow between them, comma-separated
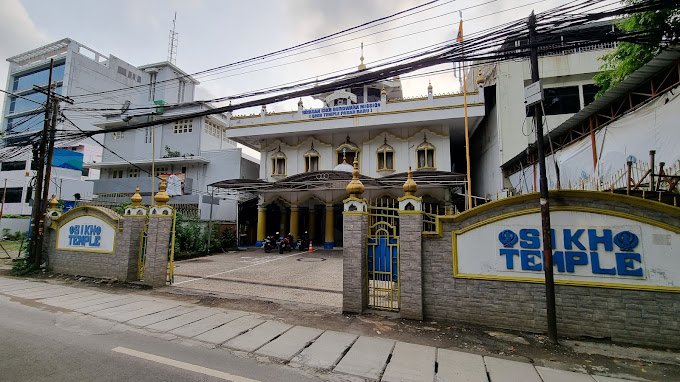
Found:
68,224 -> 103,248
303,102 -> 381,119
497,228 -> 643,277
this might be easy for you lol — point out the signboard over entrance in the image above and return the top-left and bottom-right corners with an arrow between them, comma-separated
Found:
453,210 -> 679,291
303,101 -> 381,119
57,215 -> 116,253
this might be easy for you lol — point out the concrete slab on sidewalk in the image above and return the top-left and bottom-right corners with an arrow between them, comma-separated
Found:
334,336 -> 395,381
291,330 -> 358,370
170,311 -> 247,338
536,366 -> 595,382
75,297 -> 141,314
127,306 -> 196,327
485,357 -> 541,382
38,291 -> 97,305
381,342 -> 436,382
255,326 -> 323,361
11,286 -> 77,299
1,283 -> 51,293
436,349 -> 488,382
107,302 -> 181,323
225,320 -> 292,353
145,309 -> 217,332
194,315 -> 265,344
90,300 -> 151,319
46,292 -> 114,309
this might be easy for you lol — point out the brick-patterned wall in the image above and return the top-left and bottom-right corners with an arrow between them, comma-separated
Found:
399,212 -> 423,320
143,215 -> 173,288
421,192 -> 680,348
46,207 -> 130,281
343,213 -> 368,314
122,217 -> 146,281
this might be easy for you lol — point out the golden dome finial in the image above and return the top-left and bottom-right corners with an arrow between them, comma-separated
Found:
131,187 -> 143,207
345,159 -> 365,197
358,42 -> 367,71
154,176 -> 170,206
403,167 -> 417,196
48,194 -> 59,210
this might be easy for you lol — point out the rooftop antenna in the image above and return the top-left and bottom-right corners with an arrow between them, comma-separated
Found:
358,42 -> 366,71
167,12 -> 179,64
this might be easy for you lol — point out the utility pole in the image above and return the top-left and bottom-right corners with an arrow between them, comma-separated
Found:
528,11 -> 558,344
27,59 -> 74,268
28,59 -> 54,267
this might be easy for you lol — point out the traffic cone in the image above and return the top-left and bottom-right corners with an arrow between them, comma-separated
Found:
308,241 -> 313,254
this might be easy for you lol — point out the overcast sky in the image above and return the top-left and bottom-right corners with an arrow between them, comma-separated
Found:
1,0 -> 567,115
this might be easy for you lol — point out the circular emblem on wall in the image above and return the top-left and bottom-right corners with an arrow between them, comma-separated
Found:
614,231 -> 639,252
498,229 -> 518,248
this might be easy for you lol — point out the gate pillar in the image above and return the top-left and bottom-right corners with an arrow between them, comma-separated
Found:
123,187 -> 147,281
143,179 -> 174,288
398,168 -> 424,320
342,159 -> 368,314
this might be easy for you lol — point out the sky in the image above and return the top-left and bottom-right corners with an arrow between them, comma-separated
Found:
0,0 -> 570,117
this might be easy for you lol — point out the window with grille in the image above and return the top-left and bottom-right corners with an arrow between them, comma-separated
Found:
111,169 -> 124,179
416,139 -> 435,170
271,150 -> 286,176
304,145 -> 319,172
128,168 -> 139,178
112,131 -> 124,140
155,167 -> 168,177
376,138 -> 394,171
173,119 -> 193,134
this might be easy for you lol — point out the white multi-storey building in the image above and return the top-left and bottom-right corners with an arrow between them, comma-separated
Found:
1,38 -> 258,219
214,63 -> 485,248
471,21 -> 618,198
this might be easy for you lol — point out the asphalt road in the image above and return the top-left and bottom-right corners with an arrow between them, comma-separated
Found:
0,294 -> 323,382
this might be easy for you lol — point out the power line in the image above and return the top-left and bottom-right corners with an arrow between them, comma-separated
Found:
69,0 -> 449,101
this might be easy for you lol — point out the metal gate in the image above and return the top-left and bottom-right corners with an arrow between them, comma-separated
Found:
367,198 -> 400,311
137,221 -> 148,280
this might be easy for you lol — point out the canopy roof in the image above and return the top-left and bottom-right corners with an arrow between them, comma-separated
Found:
210,170 -> 466,195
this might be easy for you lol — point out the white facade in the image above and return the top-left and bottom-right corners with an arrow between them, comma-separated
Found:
89,104 -> 259,222
472,38 -> 616,198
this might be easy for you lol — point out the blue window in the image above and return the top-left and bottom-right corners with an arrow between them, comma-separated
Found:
6,112 -> 43,133
8,86 -> 61,115
12,63 -> 65,92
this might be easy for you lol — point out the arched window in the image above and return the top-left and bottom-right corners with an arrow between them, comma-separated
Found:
271,148 -> 287,176
376,137 -> 394,171
304,144 -> 319,172
416,136 -> 435,170
336,136 -> 360,165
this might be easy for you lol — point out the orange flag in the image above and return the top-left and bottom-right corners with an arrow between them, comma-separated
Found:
456,19 -> 464,43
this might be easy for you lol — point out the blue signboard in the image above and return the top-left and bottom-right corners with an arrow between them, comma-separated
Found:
52,148 -> 84,171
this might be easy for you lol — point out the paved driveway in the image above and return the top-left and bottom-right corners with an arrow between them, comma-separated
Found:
171,249 -> 343,308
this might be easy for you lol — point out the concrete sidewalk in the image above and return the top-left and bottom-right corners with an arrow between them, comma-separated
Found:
0,276 -> 636,382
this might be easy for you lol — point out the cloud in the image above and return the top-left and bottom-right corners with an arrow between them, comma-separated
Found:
0,0 -> 48,112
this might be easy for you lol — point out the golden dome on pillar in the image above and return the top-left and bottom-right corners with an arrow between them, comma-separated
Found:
154,176 -> 170,205
131,187 -> 143,207
346,159 -> 365,197
403,167 -> 417,196
48,194 -> 59,210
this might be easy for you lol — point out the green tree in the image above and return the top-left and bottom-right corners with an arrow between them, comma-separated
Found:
594,0 -> 679,97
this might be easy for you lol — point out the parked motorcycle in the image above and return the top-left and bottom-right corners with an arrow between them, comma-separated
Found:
278,233 -> 294,254
263,235 -> 276,253
296,231 -> 310,251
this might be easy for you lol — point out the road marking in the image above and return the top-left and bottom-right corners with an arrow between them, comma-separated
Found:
173,251 -> 306,285
112,346 -> 261,382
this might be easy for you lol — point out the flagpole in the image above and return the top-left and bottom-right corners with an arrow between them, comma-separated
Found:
459,15 -> 473,210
